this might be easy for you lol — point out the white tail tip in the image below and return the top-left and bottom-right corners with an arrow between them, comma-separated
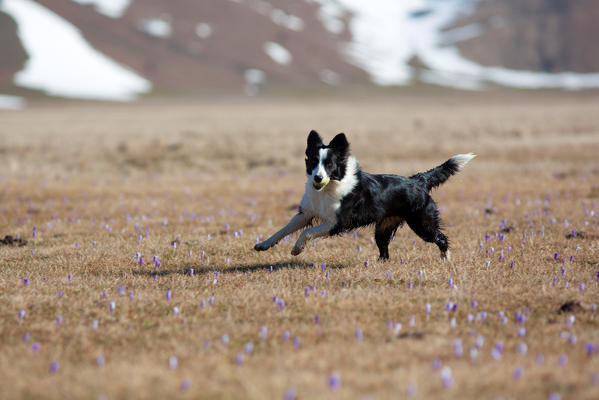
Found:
452,153 -> 476,171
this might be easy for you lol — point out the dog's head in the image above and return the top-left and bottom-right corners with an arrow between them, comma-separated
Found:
305,130 -> 350,191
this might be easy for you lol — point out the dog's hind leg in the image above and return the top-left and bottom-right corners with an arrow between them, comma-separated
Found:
406,200 -> 450,260
375,222 -> 399,261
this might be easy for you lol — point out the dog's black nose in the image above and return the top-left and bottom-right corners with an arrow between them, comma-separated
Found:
314,175 -> 322,183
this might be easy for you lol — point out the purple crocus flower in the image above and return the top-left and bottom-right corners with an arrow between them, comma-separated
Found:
18,309 -> 25,322
569,335 -> 577,346
491,348 -> 501,361
284,388 -> 297,400
517,343 -> 527,355
393,323 -> 402,335
56,315 -> 63,326
315,314 -> 320,324
356,329 -> 363,341
586,342 -> 596,356
166,290 -> 172,301
283,331 -> 290,342
454,339 -> 463,357
260,326 -> 267,340
440,367 -> 453,389
49,361 -> 59,374
24,278 -> 29,287
328,375 -> 341,390
96,356 -> 105,367
235,353 -> 243,365
513,366 -> 523,380
221,334 -> 229,347
169,356 -> 178,369
536,354 -> 544,364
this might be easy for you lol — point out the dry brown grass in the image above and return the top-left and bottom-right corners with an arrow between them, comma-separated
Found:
1,92 -> 599,400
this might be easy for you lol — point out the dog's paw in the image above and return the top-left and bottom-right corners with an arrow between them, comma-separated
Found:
290,246 -> 303,256
441,250 -> 451,262
254,242 -> 270,251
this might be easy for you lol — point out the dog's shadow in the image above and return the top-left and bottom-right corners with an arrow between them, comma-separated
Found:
132,260 -> 348,277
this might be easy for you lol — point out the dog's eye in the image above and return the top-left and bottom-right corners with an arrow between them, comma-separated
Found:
325,161 -> 332,168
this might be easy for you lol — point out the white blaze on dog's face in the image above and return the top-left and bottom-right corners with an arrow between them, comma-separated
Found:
305,130 -> 350,191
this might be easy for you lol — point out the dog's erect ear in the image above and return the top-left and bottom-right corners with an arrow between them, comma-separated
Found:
328,133 -> 349,153
307,130 -> 323,148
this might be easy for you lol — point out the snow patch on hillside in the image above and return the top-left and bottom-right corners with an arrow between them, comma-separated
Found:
195,23 -> 213,39
264,42 -> 292,65
138,17 -> 172,38
329,0 -> 599,89
71,0 -> 131,19
2,0 -> 151,101
0,94 -> 25,110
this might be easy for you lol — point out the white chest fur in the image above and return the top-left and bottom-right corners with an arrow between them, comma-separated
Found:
300,156 -> 358,224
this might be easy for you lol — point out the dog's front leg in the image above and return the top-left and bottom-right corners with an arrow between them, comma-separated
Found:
291,223 -> 333,256
254,212 -> 312,251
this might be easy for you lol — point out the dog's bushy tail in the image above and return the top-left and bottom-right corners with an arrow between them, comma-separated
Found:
410,153 -> 476,192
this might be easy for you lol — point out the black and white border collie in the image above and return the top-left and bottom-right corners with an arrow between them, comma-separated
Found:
254,130 -> 475,261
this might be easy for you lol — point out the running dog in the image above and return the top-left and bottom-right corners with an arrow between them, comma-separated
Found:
254,130 -> 475,260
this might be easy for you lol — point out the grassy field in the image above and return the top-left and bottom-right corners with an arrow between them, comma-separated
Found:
1,92 -> 598,399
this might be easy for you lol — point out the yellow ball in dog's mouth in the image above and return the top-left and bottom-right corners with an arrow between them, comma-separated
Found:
313,176 -> 330,189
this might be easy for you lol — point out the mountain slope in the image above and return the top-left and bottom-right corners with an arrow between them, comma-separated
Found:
2,0 -> 599,102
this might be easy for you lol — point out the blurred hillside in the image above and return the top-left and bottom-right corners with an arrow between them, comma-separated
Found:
450,0 -> 599,73
1,0 -> 599,103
